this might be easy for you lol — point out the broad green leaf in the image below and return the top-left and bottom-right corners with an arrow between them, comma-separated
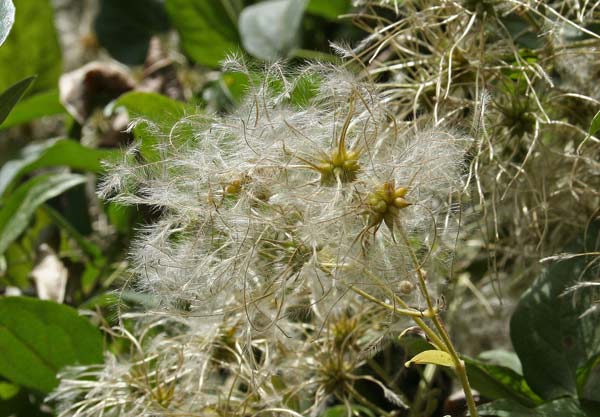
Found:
0,89 -> 64,129
0,0 -> 15,46
510,222 -> 600,400
477,398 -> 588,417
165,0 -> 240,67
0,138 -> 116,196
307,0 -> 350,20
95,0 -> 170,65
588,110 -> 600,137
0,296 -> 103,393
405,349 -> 454,368
535,398 -> 589,417
464,357 -> 542,407
478,349 -> 523,375
0,173 -> 86,254
239,0 -> 308,60
111,91 -> 192,162
0,76 -> 35,125
0,0 -> 61,95
113,91 -> 188,122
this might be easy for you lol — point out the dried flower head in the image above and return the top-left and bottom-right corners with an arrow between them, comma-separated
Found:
54,59 -> 471,416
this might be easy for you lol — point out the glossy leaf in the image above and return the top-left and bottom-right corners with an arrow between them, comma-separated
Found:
0,89 -> 64,129
0,173 -> 86,254
0,0 -> 61,95
165,0 -> 240,67
465,356 -> 542,407
239,0 -> 308,60
478,349 -> 523,375
0,76 -> 35,125
0,296 -> 103,393
510,222 -> 600,400
0,138 -> 116,196
0,0 -> 14,46
405,349 -> 454,368
95,0 -> 170,65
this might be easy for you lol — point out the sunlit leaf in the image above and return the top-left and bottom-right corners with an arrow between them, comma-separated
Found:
165,0 -> 240,67
0,0 -> 61,95
405,349 -> 454,368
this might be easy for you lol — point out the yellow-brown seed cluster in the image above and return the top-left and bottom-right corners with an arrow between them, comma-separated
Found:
367,181 -> 411,232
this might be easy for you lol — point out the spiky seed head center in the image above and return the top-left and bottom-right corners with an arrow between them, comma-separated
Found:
367,181 -> 411,231
317,148 -> 361,185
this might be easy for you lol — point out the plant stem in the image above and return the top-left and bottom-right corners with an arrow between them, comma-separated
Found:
397,225 -> 479,417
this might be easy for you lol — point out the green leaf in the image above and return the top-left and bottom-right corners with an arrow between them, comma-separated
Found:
0,138 -> 116,196
478,349 -> 523,375
588,110 -> 600,137
306,0 -> 350,20
405,349 -> 454,368
1,242 -> 32,288
0,382 -> 19,400
0,89 -> 64,129
111,91 -> 191,162
239,0 -> 308,60
0,76 -> 35,126
95,0 -> 170,65
0,173 -> 86,254
105,202 -> 137,234
510,222 -> 600,400
0,208 -> 52,288
42,204 -> 103,261
165,0 -> 240,67
0,0 -> 61,95
477,398 -> 589,417
113,91 -> 188,122
0,0 -> 15,46
464,356 -> 542,407
0,296 -> 103,393
577,353 -> 600,402
0,386 -> 50,417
